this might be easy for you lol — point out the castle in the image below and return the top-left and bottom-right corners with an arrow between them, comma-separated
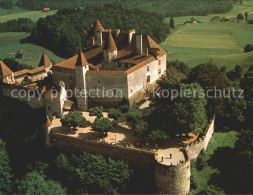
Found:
0,19 -> 167,117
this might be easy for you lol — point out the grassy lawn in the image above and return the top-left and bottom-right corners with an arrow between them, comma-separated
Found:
0,6 -> 57,22
0,32 -> 64,67
190,131 -> 239,194
162,18 -> 253,70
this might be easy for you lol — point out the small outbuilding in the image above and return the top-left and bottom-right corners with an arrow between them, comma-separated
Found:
15,50 -> 26,58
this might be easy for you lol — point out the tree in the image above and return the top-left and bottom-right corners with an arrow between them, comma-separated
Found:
167,60 -> 191,75
119,104 -> 129,113
134,120 -> 149,138
92,118 -> 113,136
171,83 -> 208,135
54,153 -> 132,194
108,108 -> 121,120
60,112 -> 86,130
127,109 -> 143,124
245,12 -> 248,21
89,106 -> 103,118
0,139 -> 12,194
187,61 -> 231,116
237,13 -> 244,20
169,17 -> 174,29
156,67 -> 187,90
240,65 -> 253,101
148,130 -> 168,143
17,171 -> 66,194
244,44 -> 253,53
227,65 -> 243,81
0,0 -> 14,9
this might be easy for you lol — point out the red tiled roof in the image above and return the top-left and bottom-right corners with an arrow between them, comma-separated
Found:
0,61 -> 13,77
39,53 -> 52,67
14,66 -> 46,77
44,116 -> 52,127
76,50 -> 89,66
53,51 -> 98,73
104,31 -> 117,51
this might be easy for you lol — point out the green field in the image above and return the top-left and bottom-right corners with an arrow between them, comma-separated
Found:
190,131 -> 238,194
166,1 -> 253,25
0,6 -> 57,22
0,32 -> 64,67
162,3 -> 253,71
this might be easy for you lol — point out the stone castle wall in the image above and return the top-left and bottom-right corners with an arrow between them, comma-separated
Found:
50,133 -> 191,194
186,117 -> 215,160
1,85 -> 44,109
154,150 -> 190,194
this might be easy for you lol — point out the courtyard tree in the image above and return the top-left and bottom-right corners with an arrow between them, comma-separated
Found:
89,106 -> 103,118
148,130 -> 168,143
134,120 -> 149,139
108,108 -> 121,120
127,109 -> 143,124
60,112 -> 86,130
92,118 -> 113,136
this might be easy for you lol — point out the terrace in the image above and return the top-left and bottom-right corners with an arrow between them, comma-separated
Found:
50,111 -> 196,166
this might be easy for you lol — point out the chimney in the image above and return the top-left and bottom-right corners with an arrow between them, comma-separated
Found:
128,29 -> 135,44
136,33 -> 143,54
144,48 -> 149,56
115,29 -> 120,37
89,37 -> 95,46
97,31 -> 103,46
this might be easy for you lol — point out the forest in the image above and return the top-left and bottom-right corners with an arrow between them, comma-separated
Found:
15,0 -> 234,17
31,4 -> 171,57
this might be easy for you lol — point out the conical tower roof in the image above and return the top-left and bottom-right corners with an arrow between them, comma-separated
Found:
44,116 -> 52,127
94,18 -> 104,32
38,53 -> 52,67
104,31 -> 117,51
75,50 -> 89,67
0,61 -> 13,77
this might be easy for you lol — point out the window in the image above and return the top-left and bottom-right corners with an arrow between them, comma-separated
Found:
69,75 -> 73,81
158,69 -> 161,75
158,59 -> 161,65
147,75 -> 150,83
125,63 -> 128,68
48,106 -> 51,111
147,66 -> 149,72
118,62 -> 121,68
98,80 -> 101,84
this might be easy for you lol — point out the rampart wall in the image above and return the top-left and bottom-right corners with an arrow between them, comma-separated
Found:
185,117 -> 215,160
50,133 -> 191,194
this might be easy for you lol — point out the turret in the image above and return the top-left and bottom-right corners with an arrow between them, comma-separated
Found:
75,50 -> 89,111
38,53 -> 53,72
103,31 -> 117,70
0,61 -> 15,84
